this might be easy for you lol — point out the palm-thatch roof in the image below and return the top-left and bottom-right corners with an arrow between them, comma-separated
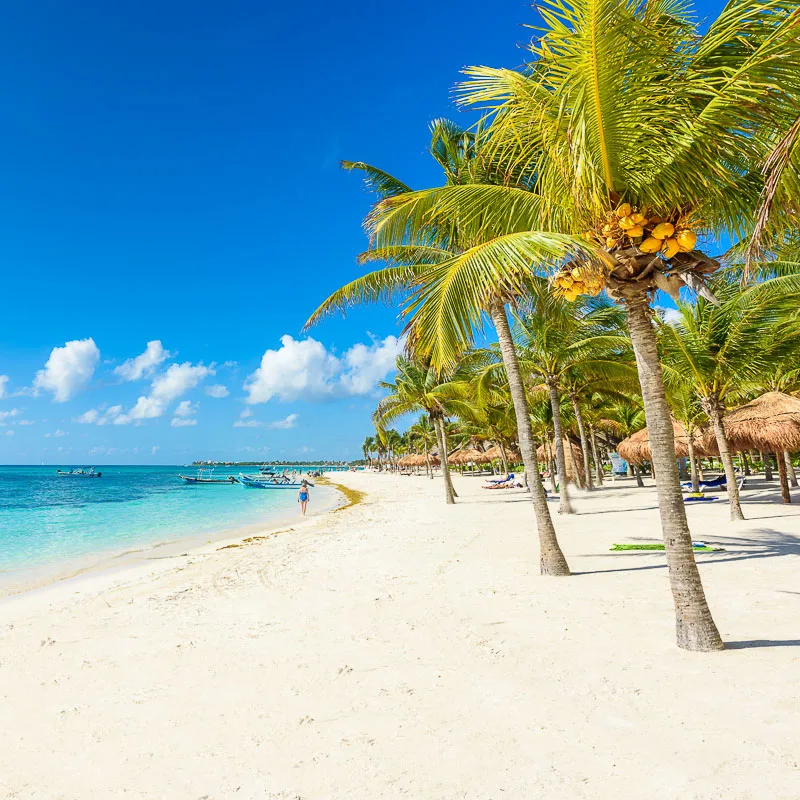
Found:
483,444 -> 522,462
707,392 -> 800,453
617,420 -> 707,465
451,447 -> 491,465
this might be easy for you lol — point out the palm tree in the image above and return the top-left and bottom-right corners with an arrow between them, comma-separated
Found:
515,291 -> 634,512
374,357 -> 460,503
306,122 -> 573,575
659,276 -> 800,519
407,414 -> 437,477
362,435 -> 376,469
601,399 -> 647,487
433,0 -> 800,650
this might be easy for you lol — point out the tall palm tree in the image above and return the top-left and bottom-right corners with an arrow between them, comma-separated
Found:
660,275 -> 800,519
427,0 -> 800,651
515,291 -> 634,512
307,122 -> 573,575
374,357 -> 461,503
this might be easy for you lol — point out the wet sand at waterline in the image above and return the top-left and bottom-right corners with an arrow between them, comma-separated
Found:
1,472 -> 798,799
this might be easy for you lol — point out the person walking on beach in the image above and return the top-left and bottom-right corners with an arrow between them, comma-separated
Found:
297,480 -> 310,515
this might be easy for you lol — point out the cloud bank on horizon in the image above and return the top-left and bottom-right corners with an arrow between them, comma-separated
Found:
0,334 -> 400,455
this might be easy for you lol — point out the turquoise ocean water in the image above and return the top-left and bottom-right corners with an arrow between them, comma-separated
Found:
0,465 -> 332,582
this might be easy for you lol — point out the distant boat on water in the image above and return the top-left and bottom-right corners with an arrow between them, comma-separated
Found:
179,468 -> 236,485
236,473 -> 309,489
57,467 -> 102,478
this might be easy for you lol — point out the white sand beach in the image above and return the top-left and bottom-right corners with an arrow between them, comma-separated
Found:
1,472 -> 799,799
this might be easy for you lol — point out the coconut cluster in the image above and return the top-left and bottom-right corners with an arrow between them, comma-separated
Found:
599,202 -> 697,259
551,264 -> 607,302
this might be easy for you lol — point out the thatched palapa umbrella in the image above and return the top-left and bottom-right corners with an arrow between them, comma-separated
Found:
536,440 -> 585,486
452,448 -> 490,466
704,392 -> 800,504
617,420 -> 705,464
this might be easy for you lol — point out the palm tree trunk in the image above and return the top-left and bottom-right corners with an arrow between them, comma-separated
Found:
741,452 -> 751,477
633,463 -> 645,488
424,440 -> 432,479
432,416 -> 455,504
546,381 -> 574,514
571,395 -> 594,491
762,452 -> 773,480
784,452 -> 797,488
545,439 -> 558,494
624,296 -> 723,651
704,400 -> 745,521
590,426 -> 604,485
498,441 -> 509,476
490,301 -> 570,575
776,451 -> 792,503
687,440 -> 700,494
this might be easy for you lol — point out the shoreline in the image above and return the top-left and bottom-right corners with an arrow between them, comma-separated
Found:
2,471 -> 799,798
0,478 -> 344,604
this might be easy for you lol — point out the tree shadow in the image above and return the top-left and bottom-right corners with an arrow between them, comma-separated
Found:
725,639 -> 800,649
574,528 -> 800,575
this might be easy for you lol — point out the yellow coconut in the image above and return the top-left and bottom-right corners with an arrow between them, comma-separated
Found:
652,222 -> 675,240
618,216 -> 635,230
615,202 -> 632,217
606,236 -> 616,248
626,225 -> 644,238
676,230 -> 697,252
602,223 -> 613,234
631,212 -> 648,225
639,237 -> 662,254
661,238 -> 680,259
564,290 -> 579,302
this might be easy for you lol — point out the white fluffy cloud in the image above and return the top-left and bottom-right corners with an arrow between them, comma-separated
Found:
44,429 -> 68,438
244,334 -> 402,404
205,384 -> 229,398
75,405 -> 124,425
5,430 -> 14,437
114,341 -> 172,381
117,362 -> 214,424
34,339 -> 100,402
171,400 -> 198,427
0,375 -> 8,398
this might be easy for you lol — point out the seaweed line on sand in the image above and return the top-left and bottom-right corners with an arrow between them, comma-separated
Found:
316,475 -> 367,512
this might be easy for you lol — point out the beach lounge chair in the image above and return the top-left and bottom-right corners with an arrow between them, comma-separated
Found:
486,473 -> 514,484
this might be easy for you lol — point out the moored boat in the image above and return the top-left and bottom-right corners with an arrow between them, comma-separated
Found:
179,468 -> 236,484
57,467 -> 102,478
236,473 -> 308,489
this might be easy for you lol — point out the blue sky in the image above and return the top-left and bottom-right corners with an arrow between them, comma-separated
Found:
0,0 -> 726,464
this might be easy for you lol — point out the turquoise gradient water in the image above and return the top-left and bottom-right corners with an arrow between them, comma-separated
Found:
0,465 -> 330,579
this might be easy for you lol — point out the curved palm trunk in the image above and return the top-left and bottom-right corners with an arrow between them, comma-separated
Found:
784,452 -> 797,488
741,452 -> 751,477
687,440 -> 700,494
633,463 -> 645,488
624,297 -> 723,651
704,400 -> 745,521
571,395 -> 594,490
498,441 -> 509,476
590,426 -> 604,485
776,451 -> 792,503
547,381 -> 574,513
424,440 -> 432,479
432,416 -> 455,504
490,302 -> 570,576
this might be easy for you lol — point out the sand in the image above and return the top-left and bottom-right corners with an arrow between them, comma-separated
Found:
0,472 -> 798,799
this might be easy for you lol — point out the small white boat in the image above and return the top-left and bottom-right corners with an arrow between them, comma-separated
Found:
179,468 -> 235,485
57,467 -> 102,478
236,473 -> 308,489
